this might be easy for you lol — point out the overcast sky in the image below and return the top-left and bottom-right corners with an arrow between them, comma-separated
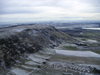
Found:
0,0 -> 100,24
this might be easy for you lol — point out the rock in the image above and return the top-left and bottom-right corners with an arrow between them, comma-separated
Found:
0,25 -> 71,68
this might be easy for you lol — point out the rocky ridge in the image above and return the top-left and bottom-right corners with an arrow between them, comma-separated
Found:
0,25 -> 73,69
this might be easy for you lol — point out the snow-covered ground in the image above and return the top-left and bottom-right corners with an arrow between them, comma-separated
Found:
11,68 -> 31,75
55,50 -> 100,57
9,49 -> 54,75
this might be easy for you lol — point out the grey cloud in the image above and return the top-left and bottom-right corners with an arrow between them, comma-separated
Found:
0,0 -> 100,23
0,0 -> 59,14
1,0 -> 100,14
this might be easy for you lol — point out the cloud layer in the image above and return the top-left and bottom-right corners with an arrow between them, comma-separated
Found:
0,0 -> 100,24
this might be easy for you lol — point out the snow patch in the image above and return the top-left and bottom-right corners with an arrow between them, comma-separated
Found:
87,39 -> 98,43
11,68 -> 31,75
28,54 -> 46,63
12,28 -> 25,32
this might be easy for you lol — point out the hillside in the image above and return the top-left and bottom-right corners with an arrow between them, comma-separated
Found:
0,25 -> 74,69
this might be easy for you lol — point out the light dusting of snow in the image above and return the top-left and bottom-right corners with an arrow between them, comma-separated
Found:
25,61 -> 38,65
11,68 -> 31,75
12,28 -> 25,32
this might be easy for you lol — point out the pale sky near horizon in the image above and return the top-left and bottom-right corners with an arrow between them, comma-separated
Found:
0,0 -> 100,24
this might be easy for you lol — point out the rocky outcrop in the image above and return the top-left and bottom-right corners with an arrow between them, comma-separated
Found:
0,25 -> 72,68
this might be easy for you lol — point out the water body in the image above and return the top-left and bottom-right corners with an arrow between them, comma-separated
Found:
83,28 -> 100,30
55,50 -> 100,57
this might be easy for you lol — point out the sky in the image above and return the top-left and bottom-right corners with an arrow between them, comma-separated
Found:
0,0 -> 100,24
